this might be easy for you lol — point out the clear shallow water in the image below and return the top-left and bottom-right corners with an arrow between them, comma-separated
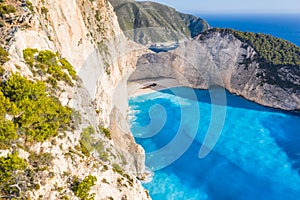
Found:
197,14 -> 300,47
129,87 -> 300,200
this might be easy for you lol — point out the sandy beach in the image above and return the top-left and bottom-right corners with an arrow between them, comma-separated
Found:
127,78 -> 182,97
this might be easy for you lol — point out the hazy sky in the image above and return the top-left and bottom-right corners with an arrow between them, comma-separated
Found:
137,0 -> 300,13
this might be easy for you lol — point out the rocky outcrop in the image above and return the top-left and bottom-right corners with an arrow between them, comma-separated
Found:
6,0 -> 147,176
130,31 -> 300,111
109,0 -> 209,46
1,0 -> 151,199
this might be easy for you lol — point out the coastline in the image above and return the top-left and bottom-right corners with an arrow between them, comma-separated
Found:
127,79 -> 181,184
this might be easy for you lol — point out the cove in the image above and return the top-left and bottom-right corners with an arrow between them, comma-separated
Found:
129,87 -> 300,200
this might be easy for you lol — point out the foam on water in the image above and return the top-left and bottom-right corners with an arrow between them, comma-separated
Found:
129,87 -> 300,200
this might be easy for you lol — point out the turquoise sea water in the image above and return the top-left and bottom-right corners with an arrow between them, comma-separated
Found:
198,14 -> 300,47
129,14 -> 300,199
129,87 -> 300,200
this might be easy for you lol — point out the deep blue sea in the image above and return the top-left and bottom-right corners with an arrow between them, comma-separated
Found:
129,15 -> 300,200
198,14 -> 300,47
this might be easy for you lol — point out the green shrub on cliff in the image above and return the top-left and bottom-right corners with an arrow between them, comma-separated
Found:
112,163 -> 123,175
0,3 -> 16,16
36,49 -> 57,64
0,46 -> 9,65
71,175 -> 97,200
0,117 -> 17,149
59,58 -> 77,80
23,48 -> 77,86
0,89 -> 18,148
77,139 -> 91,157
26,0 -> 34,13
100,125 -> 111,140
0,153 -> 27,198
23,48 -> 38,67
0,73 -> 72,143
210,28 -> 300,66
200,28 -> 300,88
79,126 -> 111,161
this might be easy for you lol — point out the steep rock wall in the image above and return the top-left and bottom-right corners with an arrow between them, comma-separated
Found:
130,31 -> 300,111
4,0 -> 150,199
9,0 -> 148,176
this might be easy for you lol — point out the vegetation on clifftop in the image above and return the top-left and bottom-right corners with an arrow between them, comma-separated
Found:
200,28 -> 300,89
204,28 -> 300,67
228,29 -> 299,66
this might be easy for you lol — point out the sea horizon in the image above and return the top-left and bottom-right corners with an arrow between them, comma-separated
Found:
194,13 -> 300,47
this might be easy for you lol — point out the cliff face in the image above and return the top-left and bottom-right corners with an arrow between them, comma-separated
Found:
1,0 -> 150,199
8,0 -> 147,176
108,0 -> 209,46
130,31 -> 300,111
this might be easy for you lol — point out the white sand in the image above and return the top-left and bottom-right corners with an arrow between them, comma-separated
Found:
127,78 -> 182,97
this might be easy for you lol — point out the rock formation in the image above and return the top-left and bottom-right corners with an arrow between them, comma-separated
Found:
130,30 -> 300,111
1,0 -> 150,199
1,0 -> 299,199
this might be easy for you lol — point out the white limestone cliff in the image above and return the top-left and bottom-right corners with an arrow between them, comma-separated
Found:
2,0 -> 151,199
130,31 -> 300,111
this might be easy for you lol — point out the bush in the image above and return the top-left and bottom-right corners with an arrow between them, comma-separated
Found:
80,126 -> 112,161
61,195 -> 70,200
36,50 -> 57,64
0,90 -> 17,148
94,141 -> 104,153
100,126 -> 111,140
79,126 -> 96,154
59,58 -> 77,80
26,0 -> 34,12
0,153 -> 27,198
206,28 -> 300,66
112,163 -> 123,175
23,48 -> 76,86
0,46 -> 9,65
99,151 -> 109,162
81,126 -> 96,138
0,74 -> 72,142
23,48 -> 38,67
0,66 -> 5,75
77,139 -> 91,157
0,118 -> 17,149
41,6 -> 48,16
71,175 -> 97,200
80,126 -> 95,142
0,3 -> 16,16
